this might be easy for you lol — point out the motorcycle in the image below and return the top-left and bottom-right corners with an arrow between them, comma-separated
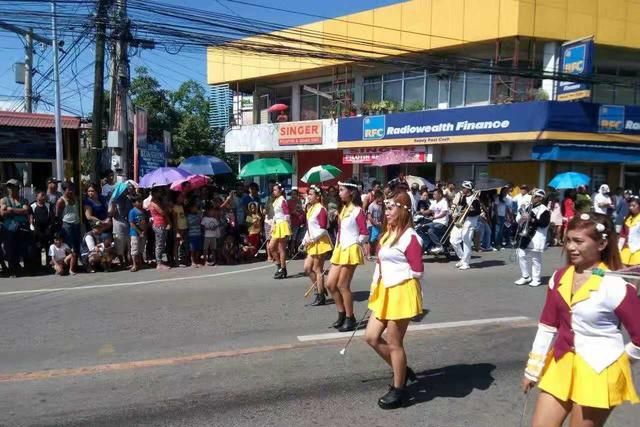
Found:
413,214 -> 455,259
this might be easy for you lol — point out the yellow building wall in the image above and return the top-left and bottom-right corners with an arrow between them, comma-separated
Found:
207,0 -> 640,84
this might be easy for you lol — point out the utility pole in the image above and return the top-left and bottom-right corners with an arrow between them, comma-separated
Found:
24,29 -> 33,113
91,0 -> 109,182
114,0 -> 130,177
51,1 -> 63,183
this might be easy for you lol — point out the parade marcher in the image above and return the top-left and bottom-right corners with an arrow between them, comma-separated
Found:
326,180 -> 368,332
365,191 -> 422,409
619,197 -> 640,267
302,185 -> 333,306
522,213 -> 640,427
449,181 -> 480,270
514,184 -> 532,222
515,189 -> 550,287
269,183 -> 292,279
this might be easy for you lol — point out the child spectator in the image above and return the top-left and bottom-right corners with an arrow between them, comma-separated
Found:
81,221 -> 113,273
129,196 -> 147,272
221,234 -> 239,265
171,192 -> 188,267
239,234 -> 257,261
31,190 -> 55,270
201,204 -> 221,266
366,190 -> 384,260
49,232 -> 77,275
246,202 -> 262,251
186,202 -> 203,268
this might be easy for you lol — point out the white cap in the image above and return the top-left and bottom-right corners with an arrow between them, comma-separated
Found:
462,180 -> 473,190
599,184 -> 610,194
533,189 -> 546,198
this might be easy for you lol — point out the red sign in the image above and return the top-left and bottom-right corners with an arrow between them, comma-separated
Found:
342,146 -> 427,165
278,121 -> 323,145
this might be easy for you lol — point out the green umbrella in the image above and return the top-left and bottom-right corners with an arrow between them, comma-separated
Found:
239,158 -> 293,178
301,165 -> 342,184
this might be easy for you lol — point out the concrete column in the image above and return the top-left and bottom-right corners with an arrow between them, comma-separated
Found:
433,145 -> 442,181
291,85 -> 301,122
542,42 -> 559,100
353,72 -> 364,108
538,161 -> 547,190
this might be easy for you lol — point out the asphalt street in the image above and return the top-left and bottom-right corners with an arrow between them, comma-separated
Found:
0,247 -> 638,426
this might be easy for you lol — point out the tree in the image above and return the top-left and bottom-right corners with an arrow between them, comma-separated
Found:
130,66 -> 178,141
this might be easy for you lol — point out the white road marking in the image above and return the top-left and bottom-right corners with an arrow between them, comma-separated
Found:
0,264 -> 275,297
296,316 -> 532,342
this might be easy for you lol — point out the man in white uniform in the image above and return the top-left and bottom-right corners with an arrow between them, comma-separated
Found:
449,181 -> 480,270
515,189 -> 550,287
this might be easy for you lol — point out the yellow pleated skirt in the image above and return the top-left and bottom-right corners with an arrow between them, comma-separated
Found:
368,278 -> 423,321
330,243 -> 364,265
539,352 -> 639,409
620,248 -> 640,266
307,235 -> 333,256
271,221 -> 292,239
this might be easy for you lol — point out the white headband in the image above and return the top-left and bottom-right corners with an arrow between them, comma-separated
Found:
309,185 -> 322,194
385,199 -> 410,211
338,181 -> 360,190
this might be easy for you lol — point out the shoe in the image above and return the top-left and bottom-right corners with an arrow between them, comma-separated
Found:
514,276 -> 532,285
528,281 -> 542,287
455,261 -> 462,268
338,315 -> 357,332
332,312 -> 346,328
273,264 -> 281,278
274,268 -> 287,279
431,246 -> 444,255
405,366 -> 417,387
311,292 -> 326,306
378,386 -> 405,410
458,263 -> 470,270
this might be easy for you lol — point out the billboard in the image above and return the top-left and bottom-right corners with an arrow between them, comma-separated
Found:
556,37 -> 594,101
278,121 -> 323,145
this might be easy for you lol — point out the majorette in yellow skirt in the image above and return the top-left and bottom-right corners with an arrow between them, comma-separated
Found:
271,220 -> 292,240
306,235 -> 333,256
368,278 -> 422,321
330,243 -> 364,265
620,247 -> 640,266
538,351 -> 639,409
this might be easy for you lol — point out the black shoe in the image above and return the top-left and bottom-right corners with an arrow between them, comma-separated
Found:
338,315 -> 356,332
273,264 -> 281,278
405,367 -> 417,386
274,268 -> 287,279
378,386 -> 405,410
332,312 -> 346,328
311,292 -> 326,306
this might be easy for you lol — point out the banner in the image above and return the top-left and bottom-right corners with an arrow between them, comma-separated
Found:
133,109 -> 148,181
163,130 -> 172,166
343,146 -> 427,165
278,121 -> 323,145
556,37 -> 594,101
138,141 -> 166,177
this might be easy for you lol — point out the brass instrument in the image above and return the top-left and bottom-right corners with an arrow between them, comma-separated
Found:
440,190 -> 480,244
454,190 -> 481,228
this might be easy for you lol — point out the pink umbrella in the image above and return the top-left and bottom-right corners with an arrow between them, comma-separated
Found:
372,149 -> 423,167
170,174 -> 210,192
267,103 -> 288,113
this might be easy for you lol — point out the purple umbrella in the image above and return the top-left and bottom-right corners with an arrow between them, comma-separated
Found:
139,167 -> 191,188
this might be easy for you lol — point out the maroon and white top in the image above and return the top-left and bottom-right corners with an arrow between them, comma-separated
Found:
372,228 -> 424,288
525,265 -> 640,381
305,202 -> 328,242
337,203 -> 368,248
272,195 -> 290,224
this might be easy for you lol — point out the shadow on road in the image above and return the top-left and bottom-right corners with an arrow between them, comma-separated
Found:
471,260 -> 506,268
405,363 -> 496,407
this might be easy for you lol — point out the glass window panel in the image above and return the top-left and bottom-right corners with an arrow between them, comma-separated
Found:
404,69 -> 425,78
382,80 -> 402,104
275,86 -> 292,98
438,78 -> 450,106
364,82 -> 382,103
425,75 -> 439,109
384,72 -> 403,81
320,96 -> 332,119
300,95 -> 318,120
593,84 -> 615,104
465,72 -> 490,105
452,165 -> 473,184
403,78 -> 425,110
364,76 -> 381,84
319,82 -> 333,94
616,86 -> 635,106
450,73 -> 464,107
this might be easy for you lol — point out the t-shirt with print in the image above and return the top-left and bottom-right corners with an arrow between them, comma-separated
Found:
367,202 -> 383,227
187,213 -> 202,237
49,243 -> 70,262
128,207 -> 146,237
201,216 -> 221,238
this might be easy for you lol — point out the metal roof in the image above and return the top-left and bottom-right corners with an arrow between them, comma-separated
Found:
0,111 -> 81,129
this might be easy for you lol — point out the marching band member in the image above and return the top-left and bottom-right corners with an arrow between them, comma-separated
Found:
326,180 -> 368,332
449,181 -> 480,270
366,192 -> 422,409
619,197 -> 640,267
269,183 -> 291,279
302,185 -> 333,306
515,189 -> 550,287
522,213 -> 640,427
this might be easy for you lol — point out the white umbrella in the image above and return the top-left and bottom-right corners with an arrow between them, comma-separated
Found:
405,175 -> 435,191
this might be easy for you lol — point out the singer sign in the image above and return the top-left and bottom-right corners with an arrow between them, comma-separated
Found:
278,121 -> 323,146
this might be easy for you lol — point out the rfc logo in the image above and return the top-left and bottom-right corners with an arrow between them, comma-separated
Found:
363,115 -> 386,140
598,105 -> 625,133
562,44 -> 586,74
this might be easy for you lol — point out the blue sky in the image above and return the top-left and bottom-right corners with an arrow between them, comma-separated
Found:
0,0 -> 403,115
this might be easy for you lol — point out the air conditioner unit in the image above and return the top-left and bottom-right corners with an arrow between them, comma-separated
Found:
487,142 -> 513,159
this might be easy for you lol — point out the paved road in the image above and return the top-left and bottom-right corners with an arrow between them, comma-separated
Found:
0,248 -> 638,426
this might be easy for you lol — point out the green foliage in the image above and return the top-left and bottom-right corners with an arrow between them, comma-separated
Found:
404,100 -> 425,112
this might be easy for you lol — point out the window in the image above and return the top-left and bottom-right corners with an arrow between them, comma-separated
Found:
450,73 -> 464,107
438,78 -> 450,107
616,86 -> 636,106
452,164 -> 473,184
465,72 -> 491,105
300,94 -> 318,120
403,77 -> 425,110
593,84 -> 615,104
382,80 -> 402,104
425,75 -> 439,109
364,76 -> 382,103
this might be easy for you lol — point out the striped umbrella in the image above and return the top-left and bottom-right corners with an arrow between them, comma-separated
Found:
301,165 -> 342,184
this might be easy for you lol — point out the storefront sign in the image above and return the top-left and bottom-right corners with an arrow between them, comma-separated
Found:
278,121 -> 323,145
338,101 -> 640,148
556,37 -> 594,101
139,140 -> 166,177
343,146 -> 427,165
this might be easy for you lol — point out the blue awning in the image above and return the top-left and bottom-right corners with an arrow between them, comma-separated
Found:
532,144 -> 640,163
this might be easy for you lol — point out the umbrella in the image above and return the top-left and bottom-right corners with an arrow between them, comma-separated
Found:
239,158 -> 293,178
110,180 -> 139,202
179,155 -> 232,176
267,103 -> 288,113
548,172 -> 590,189
170,174 -> 210,192
139,167 -> 191,188
300,165 -> 342,184
405,175 -> 435,191
474,177 -> 510,191
373,150 -> 424,167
